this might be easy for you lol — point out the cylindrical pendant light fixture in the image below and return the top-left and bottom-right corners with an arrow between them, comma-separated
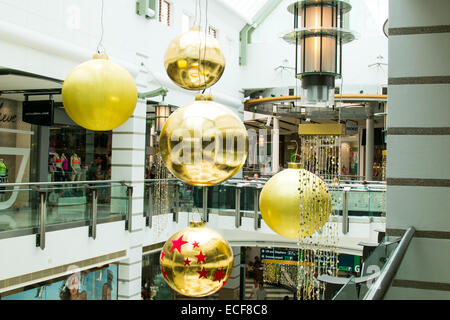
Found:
283,1 -> 355,108
155,101 -> 171,133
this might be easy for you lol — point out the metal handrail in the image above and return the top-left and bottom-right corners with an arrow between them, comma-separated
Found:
0,178 -> 387,191
362,226 -> 416,300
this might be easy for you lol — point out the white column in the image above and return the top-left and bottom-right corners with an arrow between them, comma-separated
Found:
219,247 -> 241,300
385,0 -> 450,300
271,117 -> 280,173
111,98 -> 147,300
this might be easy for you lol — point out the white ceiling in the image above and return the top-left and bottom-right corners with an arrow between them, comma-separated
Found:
223,0 -> 272,22
0,69 -> 62,102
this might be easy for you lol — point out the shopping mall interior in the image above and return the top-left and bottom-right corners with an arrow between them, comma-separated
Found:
0,0 -> 448,301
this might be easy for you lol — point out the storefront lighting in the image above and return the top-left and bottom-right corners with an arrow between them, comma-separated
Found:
283,0 -> 355,107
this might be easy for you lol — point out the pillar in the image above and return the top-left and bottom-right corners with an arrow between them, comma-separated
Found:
365,103 -> 375,181
271,117 -> 280,173
111,98 -> 147,300
385,0 -> 450,299
219,247 -> 241,300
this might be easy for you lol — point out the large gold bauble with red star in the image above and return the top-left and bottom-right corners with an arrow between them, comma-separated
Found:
159,221 -> 233,297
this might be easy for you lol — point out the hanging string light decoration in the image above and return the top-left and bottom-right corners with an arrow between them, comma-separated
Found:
295,125 -> 343,300
62,0 -> 137,131
154,152 -> 169,238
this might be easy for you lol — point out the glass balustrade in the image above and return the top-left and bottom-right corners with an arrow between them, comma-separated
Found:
0,181 -> 129,239
1,178 -> 385,241
143,179 -> 386,219
330,235 -> 400,300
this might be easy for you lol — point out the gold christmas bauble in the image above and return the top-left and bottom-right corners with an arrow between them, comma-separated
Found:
159,221 -> 234,297
159,94 -> 248,186
164,26 -> 226,90
62,53 -> 138,131
259,163 -> 332,239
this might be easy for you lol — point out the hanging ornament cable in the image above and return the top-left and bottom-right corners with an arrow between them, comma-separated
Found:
96,0 -> 105,55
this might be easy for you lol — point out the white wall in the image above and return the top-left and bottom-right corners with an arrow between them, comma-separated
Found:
0,0 -> 246,112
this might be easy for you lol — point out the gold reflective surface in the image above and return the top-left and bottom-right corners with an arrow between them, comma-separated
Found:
164,27 -> 226,90
160,221 -> 234,297
159,95 -> 248,186
62,54 -> 137,131
259,164 -> 332,239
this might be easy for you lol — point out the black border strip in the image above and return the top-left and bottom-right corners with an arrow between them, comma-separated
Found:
389,25 -> 450,36
387,127 -> 450,135
392,279 -> 450,291
389,76 -> 450,85
387,228 -> 450,240
387,178 -> 450,187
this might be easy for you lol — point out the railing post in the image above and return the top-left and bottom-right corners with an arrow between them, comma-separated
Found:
342,187 -> 350,234
235,187 -> 241,228
202,187 -> 208,222
254,186 -> 261,230
146,183 -> 153,227
89,187 -> 98,239
35,188 -> 46,250
125,185 -> 133,232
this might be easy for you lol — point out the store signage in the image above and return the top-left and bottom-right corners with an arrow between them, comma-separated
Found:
0,102 -> 17,123
261,248 -> 299,262
260,248 -> 361,272
22,100 -> 54,126
345,120 -> 358,135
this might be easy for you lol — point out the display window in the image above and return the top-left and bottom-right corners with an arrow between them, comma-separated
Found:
0,98 -> 35,213
0,264 -> 118,300
142,252 -> 174,300
48,126 -> 112,182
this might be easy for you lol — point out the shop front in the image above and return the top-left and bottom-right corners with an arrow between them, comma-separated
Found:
0,264 -> 118,300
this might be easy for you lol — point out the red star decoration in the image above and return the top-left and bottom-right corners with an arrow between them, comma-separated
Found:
169,235 -> 188,254
161,268 -> 168,280
196,267 -> 209,279
194,251 -> 208,264
183,257 -> 191,266
192,241 -> 200,249
160,251 -> 165,261
213,268 -> 226,282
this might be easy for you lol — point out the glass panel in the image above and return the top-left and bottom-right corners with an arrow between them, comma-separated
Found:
333,277 -> 358,300
45,184 -> 88,225
0,186 -> 39,231
49,126 -> 112,182
303,36 -> 336,73
358,240 -> 399,299
102,183 -> 128,219
303,5 -> 336,29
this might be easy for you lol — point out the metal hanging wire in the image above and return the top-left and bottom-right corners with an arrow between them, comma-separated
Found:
96,0 -> 106,54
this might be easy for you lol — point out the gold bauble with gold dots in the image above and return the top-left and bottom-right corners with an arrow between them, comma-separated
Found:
62,53 -> 137,131
164,26 -> 226,90
159,221 -> 234,297
159,94 -> 248,186
259,163 -> 332,239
